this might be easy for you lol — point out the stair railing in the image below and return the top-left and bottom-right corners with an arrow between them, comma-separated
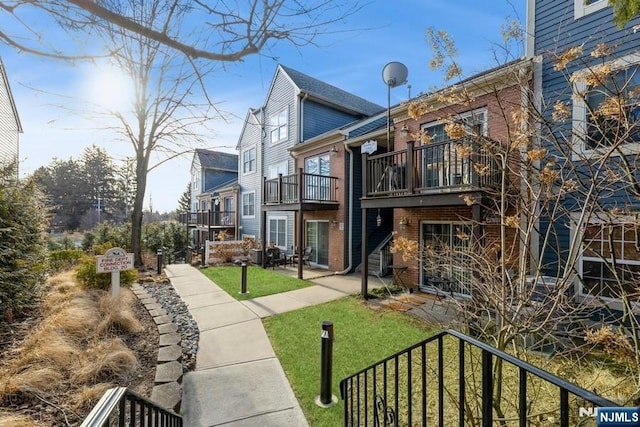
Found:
81,387 -> 182,427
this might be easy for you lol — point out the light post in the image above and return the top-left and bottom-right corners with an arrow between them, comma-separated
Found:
382,62 -> 409,152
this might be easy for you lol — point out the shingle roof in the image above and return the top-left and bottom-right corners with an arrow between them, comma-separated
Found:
195,149 -> 238,171
280,65 -> 384,116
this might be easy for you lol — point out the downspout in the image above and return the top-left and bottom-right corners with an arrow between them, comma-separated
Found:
334,138 -> 354,275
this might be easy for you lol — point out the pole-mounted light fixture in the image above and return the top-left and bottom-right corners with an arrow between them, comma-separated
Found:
382,62 -> 409,152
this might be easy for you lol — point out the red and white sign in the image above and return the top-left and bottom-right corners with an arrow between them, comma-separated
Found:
96,247 -> 134,273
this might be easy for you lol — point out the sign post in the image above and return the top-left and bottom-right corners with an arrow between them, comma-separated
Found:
96,247 -> 134,298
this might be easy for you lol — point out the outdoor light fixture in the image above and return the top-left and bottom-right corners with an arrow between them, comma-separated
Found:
382,62 -> 409,152
376,209 -> 382,227
330,145 -> 339,157
400,124 -> 409,137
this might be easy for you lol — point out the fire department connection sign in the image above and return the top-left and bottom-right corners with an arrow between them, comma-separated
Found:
96,247 -> 134,273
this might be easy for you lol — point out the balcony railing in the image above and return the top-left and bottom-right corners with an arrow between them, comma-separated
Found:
264,168 -> 338,205
365,139 -> 500,198
340,329 -> 619,427
178,210 -> 235,228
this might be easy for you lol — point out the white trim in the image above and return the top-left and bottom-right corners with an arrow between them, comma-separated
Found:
267,216 -> 288,249
269,107 -> 289,146
574,0 -> 608,19
241,191 -> 256,218
268,160 -> 289,179
571,52 -> 640,160
241,145 -> 257,176
420,107 -> 488,136
418,220 -> 473,298
525,0 -> 536,59
570,213 -> 640,312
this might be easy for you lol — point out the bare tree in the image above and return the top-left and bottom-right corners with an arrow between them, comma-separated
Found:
0,0 -> 361,60
387,26 -> 640,423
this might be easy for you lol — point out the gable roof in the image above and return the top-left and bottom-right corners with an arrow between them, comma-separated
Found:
279,65 -> 384,116
194,149 -> 238,172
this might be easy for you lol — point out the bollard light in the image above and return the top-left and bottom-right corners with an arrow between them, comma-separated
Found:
315,320 -> 337,408
240,262 -> 249,294
156,249 -> 163,275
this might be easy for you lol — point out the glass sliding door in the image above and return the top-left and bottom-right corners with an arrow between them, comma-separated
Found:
305,220 -> 329,267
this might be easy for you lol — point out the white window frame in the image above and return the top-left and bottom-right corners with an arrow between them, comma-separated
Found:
420,108 -> 488,139
571,52 -> 640,160
268,160 -> 288,179
242,146 -> 256,175
269,108 -> 288,145
268,216 -> 287,249
419,220 -> 473,298
571,213 -> 640,310
241,192 -> 255,218
574,0 -> 608,19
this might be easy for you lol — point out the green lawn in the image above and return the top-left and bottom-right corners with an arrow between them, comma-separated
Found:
263,297 -> 434,427
200,265 -> 312,300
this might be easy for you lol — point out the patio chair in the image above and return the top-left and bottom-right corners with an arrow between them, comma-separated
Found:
291,246 -> 312,266
265,247 -> 286,269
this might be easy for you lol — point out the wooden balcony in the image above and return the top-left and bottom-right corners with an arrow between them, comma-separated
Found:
362,138 -> 501,208
263,168 -> 339,211
179,210 -> 236,228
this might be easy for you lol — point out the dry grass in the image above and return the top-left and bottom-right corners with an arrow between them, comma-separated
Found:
73,338 -> 138,383
0,270 -> 151,425
0,411 -> 39,427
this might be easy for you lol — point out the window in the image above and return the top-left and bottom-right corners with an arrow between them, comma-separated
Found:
268,217 -> 287,248
268,161 -> 288,179
419,109 -> 486,188
574,0 -> 608,19
305,154 -> 330,200
270,109 -> 288,144
578,220 -> 640,301
242,192 -> 255,217
420,222 -> 473,296
242,147 -> 256,174
585,66 -> 640,148
573,54 -> 640,155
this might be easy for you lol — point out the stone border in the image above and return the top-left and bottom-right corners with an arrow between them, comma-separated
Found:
131,284 -> 182,412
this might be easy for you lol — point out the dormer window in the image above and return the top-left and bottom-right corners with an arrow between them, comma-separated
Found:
270,108 -> 288,144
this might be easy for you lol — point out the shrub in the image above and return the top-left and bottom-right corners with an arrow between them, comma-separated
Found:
49,249 -> 84,271
75,255 -> 138,291
210,241 -> 245,263
0,165 -> 48,321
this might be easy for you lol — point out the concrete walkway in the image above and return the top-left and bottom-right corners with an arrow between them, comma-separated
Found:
165,264 -> 373,427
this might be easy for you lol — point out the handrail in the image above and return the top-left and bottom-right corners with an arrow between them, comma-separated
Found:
81,387 -> 182,427
340,329 -> 620,427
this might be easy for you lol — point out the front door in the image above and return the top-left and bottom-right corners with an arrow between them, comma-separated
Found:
305,220 -> 329,267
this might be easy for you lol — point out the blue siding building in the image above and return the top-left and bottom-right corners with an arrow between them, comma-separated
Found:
529,0 -> 640,311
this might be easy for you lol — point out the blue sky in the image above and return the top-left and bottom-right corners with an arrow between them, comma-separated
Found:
3,0 -> 525,212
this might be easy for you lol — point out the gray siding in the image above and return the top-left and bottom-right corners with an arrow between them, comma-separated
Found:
238,111 -> 263,238
0,63 -> 19,169
263,69 -> 296,245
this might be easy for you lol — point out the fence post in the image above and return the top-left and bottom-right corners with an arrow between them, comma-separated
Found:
316,321 -> 337,407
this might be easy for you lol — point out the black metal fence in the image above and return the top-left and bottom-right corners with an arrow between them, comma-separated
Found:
340,329 -> 620,427
81,387 -> 182,427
